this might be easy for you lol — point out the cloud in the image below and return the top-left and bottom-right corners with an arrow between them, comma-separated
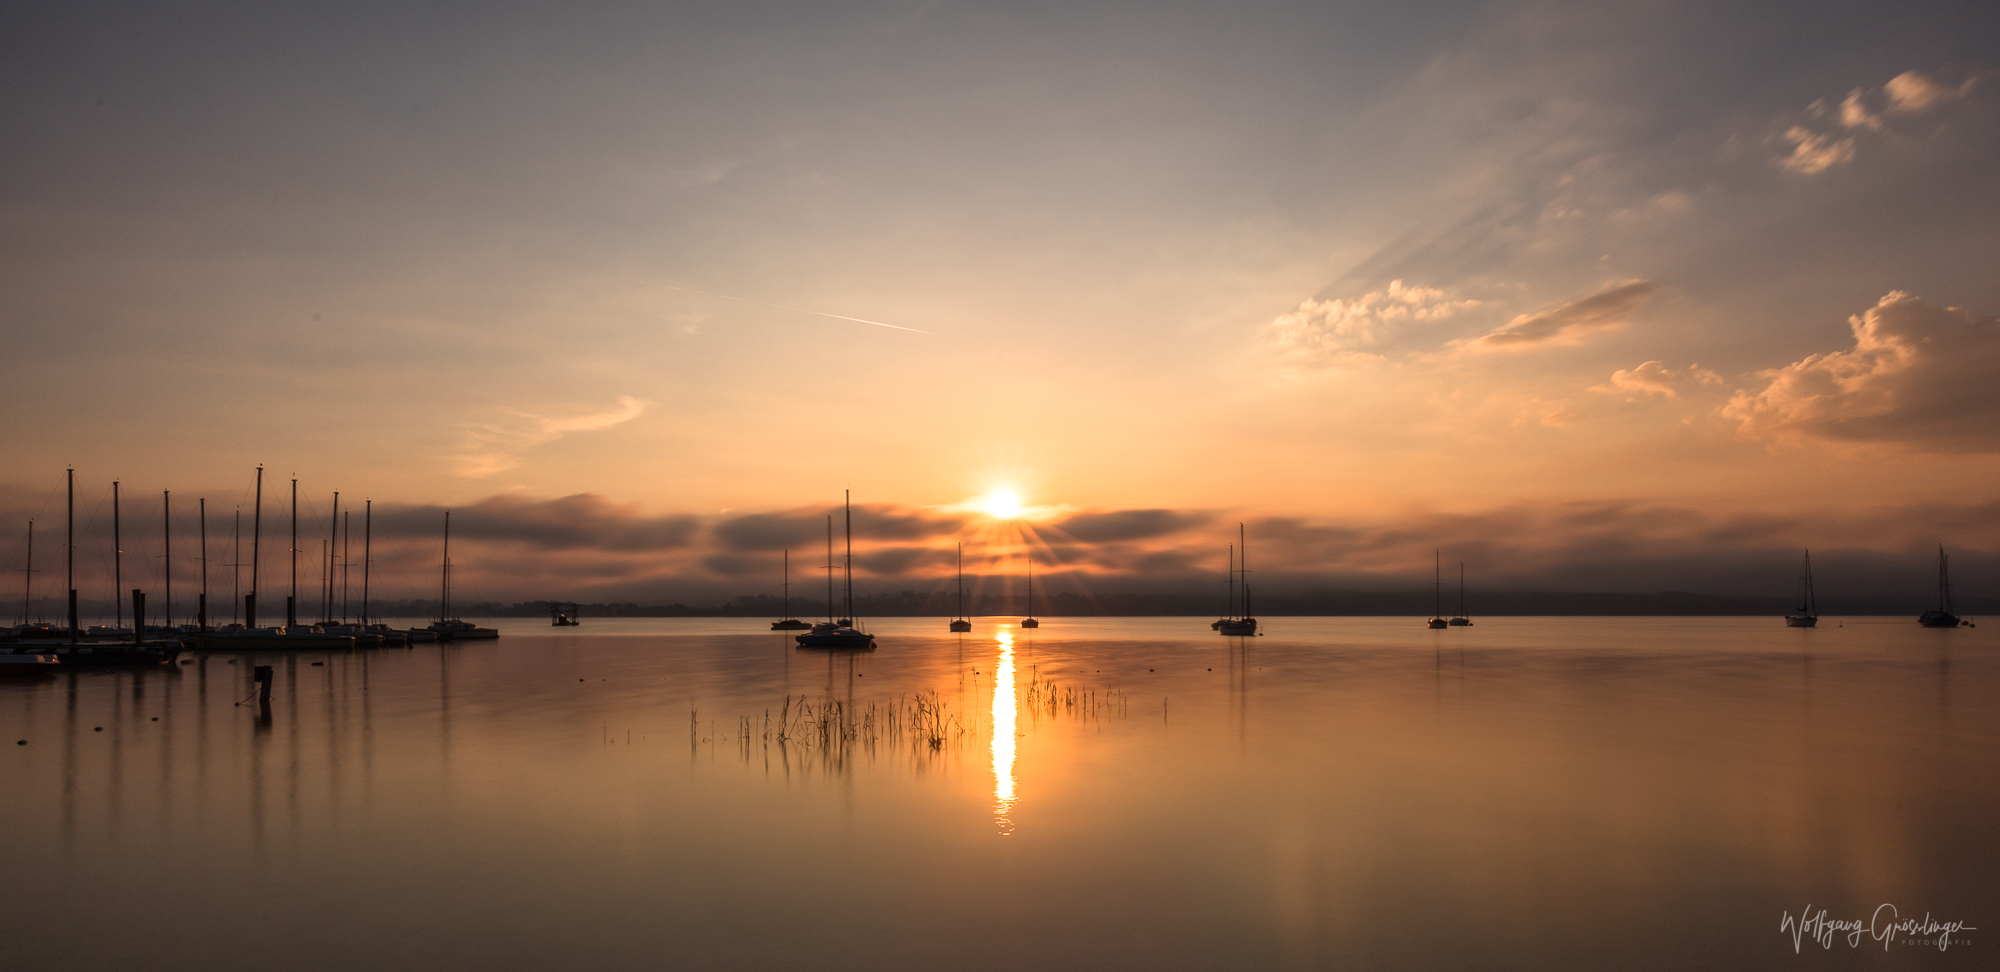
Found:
1464,280 -> 1656,350
1884,70 -> 1975,114
373,493 -> 698,551
452,395 -> 650,477
1725,292 -> 2000,452
1267,280 -> 1478,363
1781,69 -> 1979,174
1590,361 -> 1723,400
1055,508 -> 1213,543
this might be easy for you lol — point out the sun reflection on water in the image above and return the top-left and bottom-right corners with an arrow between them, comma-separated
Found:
991,626 -> 1018,834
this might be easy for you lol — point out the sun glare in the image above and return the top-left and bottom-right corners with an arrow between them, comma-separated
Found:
982,489 -> 1025,520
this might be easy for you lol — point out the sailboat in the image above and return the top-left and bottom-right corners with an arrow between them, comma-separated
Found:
1218,524 -> 1257,635
771,550 -> 810,630
949,542 -> 972,632
1427,550 -> 1449,628
1449,561 -> 1472,625
1785,549 -> 1818,627
427,511 -> 499,640
796,492 -> 875,649
1918,545 -> 1965,628
1020,557 -> 1040,629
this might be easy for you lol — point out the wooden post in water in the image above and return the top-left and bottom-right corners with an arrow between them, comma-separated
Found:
254,665 -> 273,705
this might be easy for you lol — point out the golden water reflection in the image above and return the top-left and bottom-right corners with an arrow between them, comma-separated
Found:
990,626 -> 1017,834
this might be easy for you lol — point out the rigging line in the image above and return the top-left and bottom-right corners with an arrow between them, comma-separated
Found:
652,283 -> 930,334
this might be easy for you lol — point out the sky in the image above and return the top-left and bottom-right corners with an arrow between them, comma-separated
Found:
3,0 -> 1997,609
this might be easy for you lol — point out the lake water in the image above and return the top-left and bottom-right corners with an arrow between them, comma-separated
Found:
4,617 -> 1993,970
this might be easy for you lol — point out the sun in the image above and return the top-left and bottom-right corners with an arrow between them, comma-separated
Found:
981,489 -> 1025,520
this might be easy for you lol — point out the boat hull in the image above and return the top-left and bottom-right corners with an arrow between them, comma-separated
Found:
1918,611 -> 1962,628
795,634 -> 876,649
0,653 -> 60,676
1020,619 -> 1040,629
1218,620 -> 1256,635
183,631 -> 357,650
770,620 -> 812,630
948,620 -> 972,632
1448,618 -> 1472,626
1426,619 -> 1448,629
1785,615 -> 1818,627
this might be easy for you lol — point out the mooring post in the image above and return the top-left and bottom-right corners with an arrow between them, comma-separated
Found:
254,665 -> 274,705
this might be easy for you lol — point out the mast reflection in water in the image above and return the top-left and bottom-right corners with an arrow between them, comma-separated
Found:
990,626 -> 1017,834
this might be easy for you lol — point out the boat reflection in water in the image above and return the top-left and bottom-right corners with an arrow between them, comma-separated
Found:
991,626 -> 1018,835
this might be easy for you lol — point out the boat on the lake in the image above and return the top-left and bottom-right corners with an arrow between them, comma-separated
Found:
797,493 -> 875,649
1449,561 -> 1473,625
550,602 -> 582,627
1427,550 -> 1449,629
949,542 -> 972,632
1217,524 -> 1256,635
0,652 -> 59,676
1918,545 -> 1965,628
427,512 -> 499,641
771,551 -> 810,630
1785,549 -> 1818,627
182,626 -> 357,650
1020,557 -> 1041,629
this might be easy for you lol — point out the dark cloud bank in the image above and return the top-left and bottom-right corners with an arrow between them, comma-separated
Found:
5,489 -> 1991,615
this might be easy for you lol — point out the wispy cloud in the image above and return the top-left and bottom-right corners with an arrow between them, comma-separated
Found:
1780,69 -> 1981,174
1267,280 -> 1478,364
452,395 -> 651,477
1460,280 -> 1656,351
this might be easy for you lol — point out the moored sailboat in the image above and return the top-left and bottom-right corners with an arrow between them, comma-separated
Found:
771,550 -> 810,630
948,542 -> 971,632
426,511 -> 499,640
1020,557 -> 1040,629
1427,550 -> 1448,629
1918,545 -> 1965,628
1785,549 -> 1818,627
1448,561 -> 1472,625
796,493 -> 875,649
1217,524 -> 1256,635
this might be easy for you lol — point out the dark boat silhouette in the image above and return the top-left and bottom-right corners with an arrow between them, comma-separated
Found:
771,550 -> 810,630
1918,545 -> 1965,628
1217,524 -> 1256,635
797,493 -> 874,649
1020,558 -> 1040,629
948,542 -> 971,632
1449,561 -> 1473,625
1785,549 -> 1818,627
1427,550 -> 1449,628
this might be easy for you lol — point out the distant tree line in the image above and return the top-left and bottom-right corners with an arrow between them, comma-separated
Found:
346,589 -> 1996,619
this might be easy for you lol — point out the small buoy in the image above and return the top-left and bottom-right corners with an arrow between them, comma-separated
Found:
311,662 -> 323,666
1207,668 -> 1212,671
579,678 -> 584,682
1149,669 -> 1154,672
15,740 -> 24,745
151,717 -> 159,721
94,726 -> 103,732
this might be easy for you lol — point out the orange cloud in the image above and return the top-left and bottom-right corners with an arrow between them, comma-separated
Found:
1464,280 -> 1656,350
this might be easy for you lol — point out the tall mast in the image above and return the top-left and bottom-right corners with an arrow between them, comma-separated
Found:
1940,546 -> 1953,615
957,542 -> 964,619
440,511 -> 452,622
824,514 -> 834,622
325,492 -> 339,623
231,508 -> 241,625
1458,561 -> 1466,619
1227,544 -> 1235,620
843,489 -> 853,623
1434,549 -> 1442,619
341,510 -> 350,624
361,500 -> 371,626
248,466 -> 262,628
198,498 -> 208,630
163,490 -> 172,629
21,520 -> 31,624
1239,522 -> 1247,616
781,549 -> 790,620
113,480 -> 123,627
66,468 -> 76,641
288,477 -> 298,627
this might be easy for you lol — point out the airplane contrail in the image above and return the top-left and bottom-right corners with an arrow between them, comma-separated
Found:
655,283 -> 929,333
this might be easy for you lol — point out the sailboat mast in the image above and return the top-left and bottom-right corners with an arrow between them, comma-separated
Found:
231,509 -> 241,625
824,515 -> 834,621
441,511 -> 452,622
163,490 -> 172,629
66,468 -> 77,641
782,549 -> 790,620
21,520 -> 31,624
1227,544 -> 1235,620
1239,522 -> 1247,617
113,480 -> 123,627
1434,549 -> 1442,619
1459,561 -> 1466,619
956,542 -> 964,619
341,510 -> 350,624
288,477 -> 298,626
1940,546 -> 1953,615
843,489 -> 853,623
361,500 -> 371,626
248,466 -> 262,628
199,498 -> 208,631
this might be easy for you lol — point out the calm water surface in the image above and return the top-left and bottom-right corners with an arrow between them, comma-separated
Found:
5,617 -> 1994,970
